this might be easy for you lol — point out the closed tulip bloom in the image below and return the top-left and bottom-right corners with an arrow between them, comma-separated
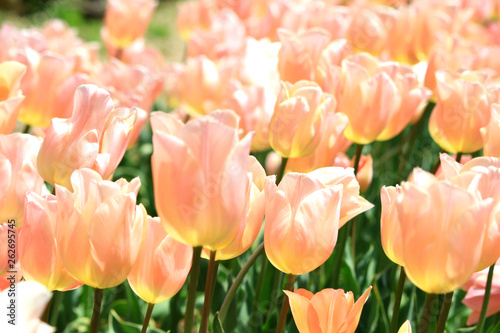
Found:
0,133 -> 44,226
396,168 -> 493,294
429,70 -> 493,153
264,172 -> 343,275
0,61 -> 25,134
481,104 -> 500,157
284,286 -> 372,333
462,261 -> 500,325
203,156 -> 267,261
398,321 -> 412,333
151,110 -> 252,251
339,53 -> 430,144
37,84 -> 137,190
269,80 -> 335,158
103,0 -> 158,49
19,192 -> 82,291
57,169 -> 147,289
128,217 -> 192,304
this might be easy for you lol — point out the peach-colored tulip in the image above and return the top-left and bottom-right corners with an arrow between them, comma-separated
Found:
103,0 -> 158,48
264,172 -> 343,275
269,80 -> 335,158
277,28 -> 331,83
177,0 -> 216,40
429,70 -> 494,153
128,217 -> 192,304
284,286 -> 372,333
286,112 -> 350,173
481,104 -> 500,157
0,61 -> 25,134
380,185 -> 404,266
0,133 -> 44,226
0,223 -> 17,276
19,192 -> 82,291
438,154 -> 500,270
393,168 -> 493,293
37,84 -> 137,190
339,53 -> 430,144
462,261 -> 500,325
151,110 -> 253,251
57,169 -> 147,289
202,156 -> 266,261
0,281 -> 54,333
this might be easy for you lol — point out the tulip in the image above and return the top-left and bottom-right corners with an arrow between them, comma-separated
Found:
264,172 -> 343,275
19,192 -> 82,291
151,110 -> 252,251
0,61 -> 25,134
393,168 -> 493,294
398,321 -> 412,333
428,70 -> 494,153
103,0 -> 158,49
339,53 -> 431,144
269,80 -> 335,158
462,261 -> 500,325
0,281 -> 54,332
0,133 -> 45,227
202,156 -> 266,261
481,104 -> 500,157
438,154 -> 500,270
37,84 -> 137,190
57,169 -> 147,289
277,28 -> 331,83
380,186 -> 404,267
284,286 -> 372,333
331,153 -> 374,193
128,217 -> 192,304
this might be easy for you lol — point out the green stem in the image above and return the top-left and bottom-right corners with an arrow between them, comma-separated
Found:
219,242 -> 265,322
474,264 -> 496,333
200,251 -> 218,333
23,124 -> 31,134
455,152 -> 463,163
418,293 -> 438,333
49,291 -> 63,326
252,253 -> 268,316
276,157 -> 288,184
435,291 -> 454,333
353,144 -> 364,176
184,247 -> 202,333
331,225 -> 348,288
276,274 -> 296,333
141,303 -> 155,333
89,288 -> 104,333
41,294 -> 53,323
390,267 -> 407,333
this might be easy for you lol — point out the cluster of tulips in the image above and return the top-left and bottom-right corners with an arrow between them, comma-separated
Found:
2,0 -> 500,332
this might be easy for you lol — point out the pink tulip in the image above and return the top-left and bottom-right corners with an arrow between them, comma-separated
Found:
0,281 -> 54,332
264,172 -> 343,275
19,192 -> 82,291
332,153 -> 373,193
429,70 -> 495,153
151,110 -> 253,251
0,61 -> 26,134
269,80 -> 335,158
0,133 -> 44,226
462,261 -> 500,325
37,84 -> 137,190
284,286 -> 372,333
57,169 -> 147,289
128,217 -> 192,304
103,0 -> 158,48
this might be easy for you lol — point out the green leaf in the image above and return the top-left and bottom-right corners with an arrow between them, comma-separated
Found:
213,312 -> 225,333
109,309 -> 169,333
